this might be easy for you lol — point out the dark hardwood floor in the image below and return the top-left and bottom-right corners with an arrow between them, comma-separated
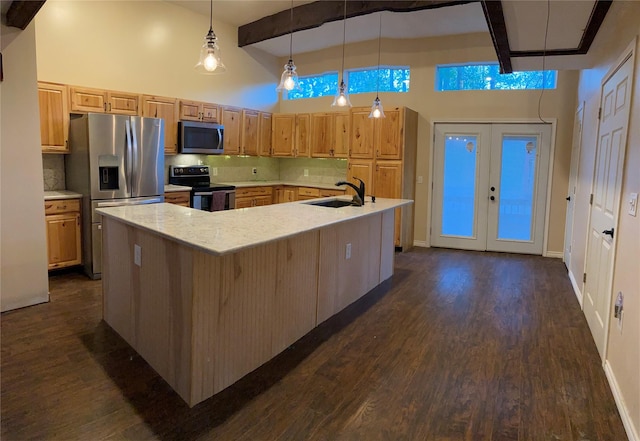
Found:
1,248 -> 626,440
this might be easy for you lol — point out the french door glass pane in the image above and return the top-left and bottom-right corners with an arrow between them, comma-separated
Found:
497,136 -> 537,240
442,135 -> 477,237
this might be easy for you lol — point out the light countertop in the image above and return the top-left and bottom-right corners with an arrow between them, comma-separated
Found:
164,184 -> 192,193
219,181 -> 344,190
44,190 -> 83,200
97,197 -> 412,256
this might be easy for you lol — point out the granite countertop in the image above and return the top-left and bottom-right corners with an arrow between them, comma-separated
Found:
222,181 -> 344,191
97,197 -> 412,256
44,190 -> 83,200
164,184 -> 192,193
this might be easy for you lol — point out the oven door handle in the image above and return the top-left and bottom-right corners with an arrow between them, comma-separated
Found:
193,191 -> 214,196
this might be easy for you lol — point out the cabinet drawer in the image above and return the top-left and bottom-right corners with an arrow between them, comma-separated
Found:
319,189 -> 345,198
297,187 -> 321,198
44,199 -> 80,215
236,186 -> 273,198
164,191 -> 190,207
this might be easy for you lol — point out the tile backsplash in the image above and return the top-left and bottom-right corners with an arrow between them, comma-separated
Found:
279,158 -> 347,185
42,155 -> 65,191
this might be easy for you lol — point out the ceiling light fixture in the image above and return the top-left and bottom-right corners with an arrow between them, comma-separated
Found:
369,14 -> 385,119
276,0 -> 300,92
195,0 -> 226,74
332,0 -> 351,108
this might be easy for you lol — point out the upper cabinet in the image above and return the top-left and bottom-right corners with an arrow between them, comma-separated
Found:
141,95 -> 179,155
179,100 -> 219,123
38,82 -> 69,153
69,86 -> 139,115
349,108 -> 375,159
296,113 -> 311,157
349,106 -> 404,160
241,109 -> 260,156
258,112 -> 272,157
272,113 -> 296,157
310,112 -> 348,158
334,112 -> 349,158
222,106 -> 242,155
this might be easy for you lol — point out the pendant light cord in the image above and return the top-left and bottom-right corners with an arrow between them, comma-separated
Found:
289,0 -> 293,59
376,14 -> 382,97
341,0 -> 346,80
209,0 -> 213,31
538,0 -> 550,123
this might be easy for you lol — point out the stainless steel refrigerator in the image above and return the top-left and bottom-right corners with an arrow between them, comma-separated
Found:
66,113 -> 165,279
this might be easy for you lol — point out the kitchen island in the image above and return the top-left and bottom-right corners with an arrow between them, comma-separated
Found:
97,197 -> 411,407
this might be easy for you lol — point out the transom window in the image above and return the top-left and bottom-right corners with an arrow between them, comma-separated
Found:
436,63 -> 557,91
285,66 -> 410,100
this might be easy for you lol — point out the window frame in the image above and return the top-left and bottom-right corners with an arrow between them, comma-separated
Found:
435,62 -> 558,92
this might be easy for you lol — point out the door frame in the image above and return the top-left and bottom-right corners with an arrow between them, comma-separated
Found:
564,102 -> 585,270
583,38 -> 636,362
427,118 -> 557,256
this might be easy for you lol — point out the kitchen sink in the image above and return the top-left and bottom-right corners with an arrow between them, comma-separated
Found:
306,199 -> 355,208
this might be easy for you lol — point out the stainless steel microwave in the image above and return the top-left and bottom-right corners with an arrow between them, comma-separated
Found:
178,121 -> 224,154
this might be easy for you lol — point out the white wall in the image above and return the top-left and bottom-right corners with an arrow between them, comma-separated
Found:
1,22 -> 50,311
34,0 -> 281,111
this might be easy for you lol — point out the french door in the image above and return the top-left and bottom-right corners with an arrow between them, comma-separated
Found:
431,123 -> 552,254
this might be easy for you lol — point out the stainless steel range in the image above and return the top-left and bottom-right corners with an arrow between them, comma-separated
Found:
169,165 -> 235,211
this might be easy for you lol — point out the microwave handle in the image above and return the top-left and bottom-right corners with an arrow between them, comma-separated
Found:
217,128 -> 223,151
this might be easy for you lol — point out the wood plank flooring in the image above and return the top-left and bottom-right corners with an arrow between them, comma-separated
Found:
1,248 -> 627,440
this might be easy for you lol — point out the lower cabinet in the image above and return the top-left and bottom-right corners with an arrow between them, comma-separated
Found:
235,186 -> 273,208
44,199 -> 81,270
274,186 -> 297,203
164,191 -> 190,207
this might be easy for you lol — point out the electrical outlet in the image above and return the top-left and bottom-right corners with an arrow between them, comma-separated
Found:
304,169 -> 309,177
134,244 -> 141,267
628,192 -> 638,216
615,291 -> 624,331
417,176 -> 423,184
252,167 -> 257,175
212,167 -> 218,176
345,243 -> 351,260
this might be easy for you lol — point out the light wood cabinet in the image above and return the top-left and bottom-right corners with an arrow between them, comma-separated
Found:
241,109 -> 260,156
310,112 -> 349,158
69,86 -> 139,115
272,113 -> 296,157
222,106 -> 242,155
259,112 -> 272,157
333,112 -> 350,158
44,199 -> 81,270
296,114 -> 311,157
235,186 -> 273,208
296,187 -> 322,200
346,160 -> 374,197
274,186 -> 297,203
349,108 -> 375,159
376,107 -> 404,159
375,161 -> 403,246
179,100 -> 219,123
141,95 -> 179,155
38,82 -> 70,153
164,191 -> 190,207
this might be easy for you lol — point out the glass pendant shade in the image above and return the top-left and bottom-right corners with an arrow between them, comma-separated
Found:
331,80 -> 352,107
195,28 -> 226,74
368,96 -> 385,118
276,59 -> 299,92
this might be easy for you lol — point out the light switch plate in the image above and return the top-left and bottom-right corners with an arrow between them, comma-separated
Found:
304,169 -> 309,177
345,243 -> 351,260
134,244 -> 141,267
417,176 -> 423,184
212,167 -> 218,176
628,192 -> 638,216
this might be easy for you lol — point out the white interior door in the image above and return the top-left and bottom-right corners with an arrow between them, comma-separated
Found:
584,54 -> 634,359
432,123 -> 551,255
564,104 -> 585,267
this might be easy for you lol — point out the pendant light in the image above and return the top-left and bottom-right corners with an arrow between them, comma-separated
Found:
331,0 -> 351,108
195,0 -> 226,74
369,14 -> 385,118
276,0 -> 300,92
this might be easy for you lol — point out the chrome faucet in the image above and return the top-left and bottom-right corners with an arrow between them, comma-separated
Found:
335,178 -> 365,206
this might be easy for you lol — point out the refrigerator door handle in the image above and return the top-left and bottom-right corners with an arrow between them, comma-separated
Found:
130,117 -> 139,197
125,118 -> 133,195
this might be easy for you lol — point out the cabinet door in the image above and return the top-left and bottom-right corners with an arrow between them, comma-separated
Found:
346,160 -> 374,197
69,86 -> 106,113
259,112 -> 272,157
38,82 -> 69,153
46,213 -> 81,269
350,107 -> 375,159
179,100 -> 202,121
333,112 -> 350,158
222,106 -> 242,155
241,109 -> 260,156
107,91 -> 140,115
235,198 -> 254,209
296,114 -> 311,157
310,113 -> 334,158
374,160 -> 403,246
142,95 -> 178,155
164,191 -> 191,207
254,195 -> 273,206
201,103 -> 220,122
376,107 -> 403,160
272,114 -> 295,157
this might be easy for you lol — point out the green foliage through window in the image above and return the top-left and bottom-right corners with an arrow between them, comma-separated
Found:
286,66 -> 410,100
436,64 -> 557,91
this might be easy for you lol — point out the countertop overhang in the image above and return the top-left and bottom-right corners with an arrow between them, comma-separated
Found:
97,197 -> 412,256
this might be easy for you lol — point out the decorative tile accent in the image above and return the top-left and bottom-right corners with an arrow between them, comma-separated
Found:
42,155 -> 66,191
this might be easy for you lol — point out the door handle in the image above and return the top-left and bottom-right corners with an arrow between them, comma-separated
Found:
602,228 -> 614,238
566,196 -> 571,201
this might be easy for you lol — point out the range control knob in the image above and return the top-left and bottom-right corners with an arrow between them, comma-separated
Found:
200,167 -> 207,173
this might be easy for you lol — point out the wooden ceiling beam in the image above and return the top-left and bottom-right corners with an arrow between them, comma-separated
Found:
480,0 -> 512,74
5,1 -> 46,30
238,0 -> 478,48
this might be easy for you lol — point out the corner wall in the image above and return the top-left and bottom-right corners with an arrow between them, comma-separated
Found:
1,22 -> 50,311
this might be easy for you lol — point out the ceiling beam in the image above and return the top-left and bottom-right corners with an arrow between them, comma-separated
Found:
238,0 -> 478,48
5,1 -> 46,30
480,0 -> 512,74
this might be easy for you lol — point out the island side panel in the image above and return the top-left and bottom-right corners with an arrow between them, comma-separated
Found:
272,231 -> 320,356
214,243 -> 278,394
317,214 -> 383,324
380,209 -> 395,282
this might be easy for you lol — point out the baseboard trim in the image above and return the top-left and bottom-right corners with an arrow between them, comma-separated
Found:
544,251 -> 563,259
604,361 -> 639,441
413,240 -> 429,248
568,269 -> 583,308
